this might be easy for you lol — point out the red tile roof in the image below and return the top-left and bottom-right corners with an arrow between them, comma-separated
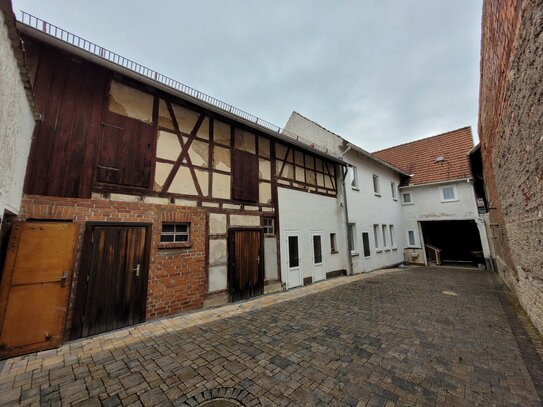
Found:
373,127 -> 474,186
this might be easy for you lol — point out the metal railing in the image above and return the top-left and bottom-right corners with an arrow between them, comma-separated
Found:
18,11 -> 333,156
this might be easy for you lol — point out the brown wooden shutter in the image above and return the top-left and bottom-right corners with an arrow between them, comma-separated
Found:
232,150 -> 259,202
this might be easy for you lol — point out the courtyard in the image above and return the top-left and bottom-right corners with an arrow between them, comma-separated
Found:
1,267 -> 542,406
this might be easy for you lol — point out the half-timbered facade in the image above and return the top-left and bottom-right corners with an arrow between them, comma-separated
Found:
0,14 -> 346,356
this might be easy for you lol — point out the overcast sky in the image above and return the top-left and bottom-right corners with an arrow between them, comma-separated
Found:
13,1 -> 483,151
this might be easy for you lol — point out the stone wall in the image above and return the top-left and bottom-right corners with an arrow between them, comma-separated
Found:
479,0 -> 543,333
19,194 -> 208,336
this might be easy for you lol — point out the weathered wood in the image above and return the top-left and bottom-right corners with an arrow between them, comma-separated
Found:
228,228 -> 264,302
232,150 -> 259,202
0,222 -> 78,358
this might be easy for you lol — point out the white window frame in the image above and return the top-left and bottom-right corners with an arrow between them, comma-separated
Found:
348,223 -> 358,255
361,231 -> 371,258
440,185 -> 458,203
389,225 -> 396,249
407,229 -> 417,247
350,166 -> 359,190
372,174 -> 380,196
161,223 -> 190,244
402,191 -> 413,205
391,182 -> 397,200
373,224 -> 382,253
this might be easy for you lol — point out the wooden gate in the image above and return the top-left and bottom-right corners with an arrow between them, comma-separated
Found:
71,224 -> 149,339
228,228 -> 264,302
0,222 -> 78,358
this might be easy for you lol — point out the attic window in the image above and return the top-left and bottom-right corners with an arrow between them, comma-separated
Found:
435,156 -> 445,163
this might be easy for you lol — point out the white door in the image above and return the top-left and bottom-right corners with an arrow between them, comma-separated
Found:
312,233 -> 324,282
286,233 -> 302,288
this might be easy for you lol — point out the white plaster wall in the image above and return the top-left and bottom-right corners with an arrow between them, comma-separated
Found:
344,151 -> 405,272
284,112 -> 343,156
264,237 -> 278,281
278,187 -> 348,287
0,12 -> 35,219
400,181 -> 491,259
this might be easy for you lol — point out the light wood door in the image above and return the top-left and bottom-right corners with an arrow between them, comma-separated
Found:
0,222 -> 78,358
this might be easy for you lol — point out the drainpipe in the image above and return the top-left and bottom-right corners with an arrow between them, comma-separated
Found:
341,164 -> 354,276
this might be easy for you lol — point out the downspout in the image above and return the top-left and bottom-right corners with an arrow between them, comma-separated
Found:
341,162 -> 354,276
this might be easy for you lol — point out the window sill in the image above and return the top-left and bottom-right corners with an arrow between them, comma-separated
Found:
384,248 -> 391,252
441,199 -> 459,203
375,249 -> 383,253
393,198 -> 398,201
351,251 -> 360,257
392,247 -> 398,251
158,242 -> 192,250
374,193 -> 381,197
351,187 -> 359,191
402,202 -> 414,206
330,250 -> 339,254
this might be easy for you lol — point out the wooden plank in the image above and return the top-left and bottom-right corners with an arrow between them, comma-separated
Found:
0,222 -> 78,358
232,150 -> 258,202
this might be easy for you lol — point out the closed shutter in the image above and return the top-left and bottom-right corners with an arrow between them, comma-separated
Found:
232,149 -> 258,202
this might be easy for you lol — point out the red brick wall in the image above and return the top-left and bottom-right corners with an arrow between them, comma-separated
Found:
479,0 -> 543,333
19,194 -> 208,336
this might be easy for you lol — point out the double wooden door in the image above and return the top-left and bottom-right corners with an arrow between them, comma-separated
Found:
71,224 -> 149,339
228,228 -> 264,302
0,222 -> 78,358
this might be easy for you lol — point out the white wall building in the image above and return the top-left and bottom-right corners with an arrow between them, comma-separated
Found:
0,3 -> 37,223
284,112 -> 407,274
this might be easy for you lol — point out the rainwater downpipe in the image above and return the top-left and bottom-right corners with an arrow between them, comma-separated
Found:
340,146 -> 354,276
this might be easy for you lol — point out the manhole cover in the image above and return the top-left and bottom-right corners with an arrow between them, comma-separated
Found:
199,399 -> 243,407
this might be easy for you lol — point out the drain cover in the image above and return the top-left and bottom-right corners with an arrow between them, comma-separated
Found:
199,399 -> 243,407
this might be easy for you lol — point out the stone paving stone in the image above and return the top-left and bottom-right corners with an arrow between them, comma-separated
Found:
2,267 -> 543,406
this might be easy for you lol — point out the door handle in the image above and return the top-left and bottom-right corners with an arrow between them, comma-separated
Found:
133,264 -> 140,277
60,272 -> 67,287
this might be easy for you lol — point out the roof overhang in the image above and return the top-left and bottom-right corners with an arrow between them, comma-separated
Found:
344,142 -> 410,177
18,22 -> 347,166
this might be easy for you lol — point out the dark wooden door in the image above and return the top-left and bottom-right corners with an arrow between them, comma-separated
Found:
73,225 -> 148,339
0,222 -> 78,358
228,228 -> 264,302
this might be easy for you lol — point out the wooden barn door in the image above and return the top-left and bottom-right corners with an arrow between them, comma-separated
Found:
228,228 -> 264,302
72,225 -> 149,339
0,222 -> 78,358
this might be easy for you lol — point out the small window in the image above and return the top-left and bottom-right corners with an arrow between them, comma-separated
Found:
362,232 -> 371,257
330,233 -> 337,253
373,224 -> 380,249
391,182 -> 397,200
408,230 -> 416,246
161,223 -> 190,243
441,185 -> 458,202
389,225 -> 395,247
348,223 -> 357,254
402,192 -> 412,204
262,217 -> 275,234
373,175 -> 380,195
350,166 -> 359,189
382,225 -> 388,248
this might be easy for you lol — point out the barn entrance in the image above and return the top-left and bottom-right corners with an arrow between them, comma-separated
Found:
228,228 -> 264,302
420,220 -> 484,267
71,223 -> 150,339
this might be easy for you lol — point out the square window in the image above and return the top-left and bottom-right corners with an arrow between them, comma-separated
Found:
262,217 -> 275,235
441,186 -> 457,202
402,192 -> 412,204
161,223 -> 190,244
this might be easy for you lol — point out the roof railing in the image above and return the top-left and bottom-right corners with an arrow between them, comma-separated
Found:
18,11 -> 333,157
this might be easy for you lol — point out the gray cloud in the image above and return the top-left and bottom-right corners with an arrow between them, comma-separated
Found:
14,0 -> 482,150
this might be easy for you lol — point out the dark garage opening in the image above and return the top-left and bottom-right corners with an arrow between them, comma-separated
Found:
420,220 -> 484,266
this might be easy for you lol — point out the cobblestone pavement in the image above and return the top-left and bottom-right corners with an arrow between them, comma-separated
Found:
1,267 -> 542,406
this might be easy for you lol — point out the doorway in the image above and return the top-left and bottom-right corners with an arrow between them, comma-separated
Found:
286,232 -> 302,288
71,223 -> 150,339
228,228 -> 264,302
312,233 -> 324,282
